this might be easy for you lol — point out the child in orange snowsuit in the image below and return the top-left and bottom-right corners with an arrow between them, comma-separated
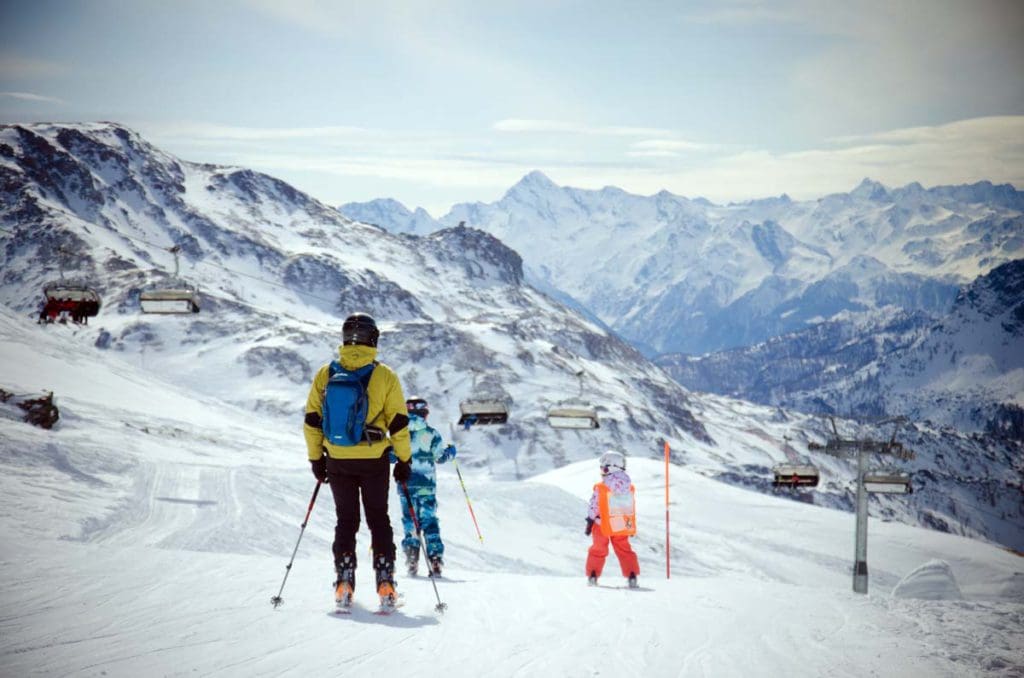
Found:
585,450 -> 639,587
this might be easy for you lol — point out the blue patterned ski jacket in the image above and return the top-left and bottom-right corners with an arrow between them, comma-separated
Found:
401,413 -> 453,496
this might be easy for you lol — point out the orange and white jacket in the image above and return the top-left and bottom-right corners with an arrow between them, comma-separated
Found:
587,469 -> 637,537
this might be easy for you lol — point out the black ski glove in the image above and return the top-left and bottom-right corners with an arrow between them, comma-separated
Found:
393,459 -> 411,483
585,518 -> 594,536
310,457 -> 327,483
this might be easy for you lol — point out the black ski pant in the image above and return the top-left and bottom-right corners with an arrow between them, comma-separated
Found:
326,453 -> 396,567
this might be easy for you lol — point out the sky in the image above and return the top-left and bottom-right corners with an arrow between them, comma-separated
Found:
2,0 -> 1023,215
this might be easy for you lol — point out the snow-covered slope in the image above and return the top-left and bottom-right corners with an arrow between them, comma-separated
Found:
1,122 -> 1020,552
1,311 -> 1022,677
345,172 -> 1021,356
0,122 -> 707,473
800,259 -> 1024,436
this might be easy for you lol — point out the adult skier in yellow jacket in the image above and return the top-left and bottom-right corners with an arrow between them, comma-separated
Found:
303,313 -> 412,610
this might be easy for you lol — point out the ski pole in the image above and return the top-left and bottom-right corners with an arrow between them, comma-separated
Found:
400,481 -> 448,614
452,458 -> 484,543
271,480 -> 323,609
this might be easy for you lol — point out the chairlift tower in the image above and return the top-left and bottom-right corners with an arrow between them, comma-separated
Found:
808,416 -> 915,594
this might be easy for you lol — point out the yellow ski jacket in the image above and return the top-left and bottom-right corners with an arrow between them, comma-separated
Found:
303,344 -> 411,463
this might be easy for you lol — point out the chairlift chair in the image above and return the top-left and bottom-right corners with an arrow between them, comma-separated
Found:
41,246 -> 102,320
547,368 -> 600,430
863,469 -> 912,494
140,244 -> 201,314
42,281 -> 102,317
457,399 -> 509,427
772,462 -> 820,488
140,286 -> 200,314
547,405 -> 600,429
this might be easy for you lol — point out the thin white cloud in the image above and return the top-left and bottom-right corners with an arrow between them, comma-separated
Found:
0,55 -> 68,79
139,114 -> 1024,212
626,150 -> 683,159
677,1 -> 805,26
142,121 -> 370,142
786,2 -> 1024,137
240,0 -> 353,36
0,91 -> 65,105
501,116 -> 1024,202
240,0 -> 459,39
494,119 -> 674,137
827,116 -> 1022,147
624,116 -> 1024,201
630,139 -> 723,154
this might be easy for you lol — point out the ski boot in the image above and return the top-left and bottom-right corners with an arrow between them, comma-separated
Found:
404,546 -> 419,576
374,554 -> 398,610
334,553 -> 356,609
428,555 -> 443,577
588,570 -> 598,587
627,572 -> 638,589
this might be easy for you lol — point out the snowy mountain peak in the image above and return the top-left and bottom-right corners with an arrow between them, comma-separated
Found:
930,180 -> 1024,210
503,170 -> 560,200
337,198 -> 441,236
850,177 -> 891,201
342,196 -> 411,218
338,197 -> 413,227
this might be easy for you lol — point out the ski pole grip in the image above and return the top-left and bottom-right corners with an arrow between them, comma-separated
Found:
302,481 -> 322,526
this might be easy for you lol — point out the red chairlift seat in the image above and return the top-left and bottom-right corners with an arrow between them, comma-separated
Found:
42,281 -> 102,318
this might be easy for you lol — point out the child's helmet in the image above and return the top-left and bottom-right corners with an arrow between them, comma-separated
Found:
406,396 -> 429,416
599,450 -> 626,475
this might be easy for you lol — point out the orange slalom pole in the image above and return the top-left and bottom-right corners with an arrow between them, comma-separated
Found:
664,440 -> 671,579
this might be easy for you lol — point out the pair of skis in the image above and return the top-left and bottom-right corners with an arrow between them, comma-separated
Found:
335,592 -> 405,616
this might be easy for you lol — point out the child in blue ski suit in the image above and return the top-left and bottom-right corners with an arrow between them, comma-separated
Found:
394,396 -> 456,576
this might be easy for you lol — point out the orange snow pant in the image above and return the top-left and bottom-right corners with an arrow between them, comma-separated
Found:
585,525 -> 640,578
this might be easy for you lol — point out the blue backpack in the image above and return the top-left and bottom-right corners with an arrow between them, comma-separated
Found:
321,361 -> 377,446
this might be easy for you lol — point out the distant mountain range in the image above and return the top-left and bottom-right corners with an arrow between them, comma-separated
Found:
1,121 -> 1020,551
340,172 -> 1024,438
340,171 -> 1022,356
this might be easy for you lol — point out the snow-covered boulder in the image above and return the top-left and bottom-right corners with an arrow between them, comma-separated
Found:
892,559 -> 964,600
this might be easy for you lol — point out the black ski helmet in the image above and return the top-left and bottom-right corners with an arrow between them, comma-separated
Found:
406,396 -> 429,416
342,313 -> 379,347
